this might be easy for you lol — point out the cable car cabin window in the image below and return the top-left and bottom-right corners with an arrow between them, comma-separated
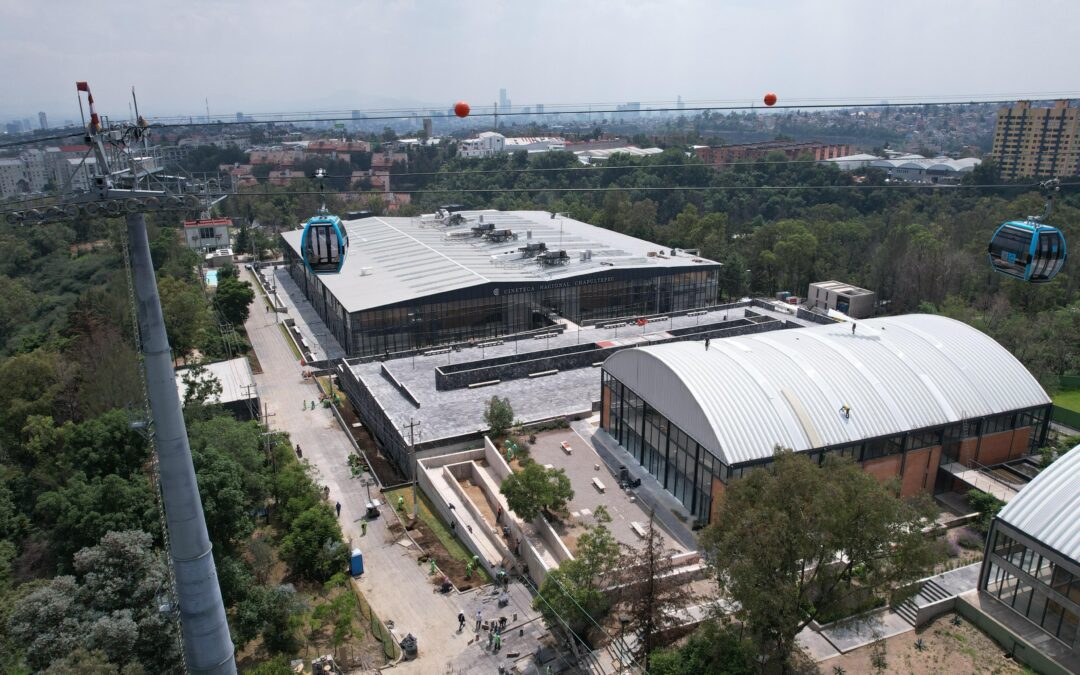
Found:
1030,230 -> 1066,282
301,216 -> 348,274
988,224 -> 1033,276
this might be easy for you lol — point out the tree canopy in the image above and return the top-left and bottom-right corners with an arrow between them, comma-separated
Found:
701,451 -> 944,667
500,462 -> 574,522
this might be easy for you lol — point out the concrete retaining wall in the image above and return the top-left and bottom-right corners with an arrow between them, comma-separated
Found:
915,597 -> 956,627
434,317 -> 787,391
380,364 -> 421,408
956,594 -> 1074,675
796,306 -> 840,325
441,463 -> 514,573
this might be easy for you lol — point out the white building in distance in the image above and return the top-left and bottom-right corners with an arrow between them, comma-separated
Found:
459,132 -> 566,158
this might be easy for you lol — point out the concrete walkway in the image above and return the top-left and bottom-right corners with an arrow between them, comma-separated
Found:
940,462 -> 1019,501
240,268 -> 475,672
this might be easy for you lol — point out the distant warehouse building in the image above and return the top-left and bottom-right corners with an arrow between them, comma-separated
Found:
980,442 -> 1080,664
281,210 -> 722,357
600,314 -> 1051,525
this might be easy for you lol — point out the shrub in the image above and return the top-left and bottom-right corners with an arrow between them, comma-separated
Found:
956,528 -> 984,550
945,539 -> 962,558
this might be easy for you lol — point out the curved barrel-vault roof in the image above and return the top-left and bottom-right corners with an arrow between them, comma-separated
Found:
998,442 -> 1080,563
603,314 -> 1050,466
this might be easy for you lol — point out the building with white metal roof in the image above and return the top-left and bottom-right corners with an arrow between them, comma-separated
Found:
981,442 -> 1080,658
175,357 -> 259,420
281,210 -> 721,357
600,314 -> 1052,523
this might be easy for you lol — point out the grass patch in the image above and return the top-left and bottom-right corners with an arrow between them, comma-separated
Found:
383,487 -> 492,584
278,323 -> 302,360
1052,388 -> 1080,413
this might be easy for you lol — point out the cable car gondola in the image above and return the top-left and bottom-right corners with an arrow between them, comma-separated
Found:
300,212 -> 349,274
987,179 -> 1067,284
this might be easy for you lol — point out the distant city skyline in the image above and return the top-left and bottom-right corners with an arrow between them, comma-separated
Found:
2,0 -> 1079,123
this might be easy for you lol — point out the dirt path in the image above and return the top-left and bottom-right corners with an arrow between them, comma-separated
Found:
460,481 -> 498,527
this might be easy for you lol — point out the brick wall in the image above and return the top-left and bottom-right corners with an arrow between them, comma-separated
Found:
862,454 -> 902,483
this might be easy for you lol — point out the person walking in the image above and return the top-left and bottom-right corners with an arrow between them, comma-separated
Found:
335,502 -> 341,518
295,444 -> 302,458
457,611 -> 466,632
852,323 -> 857,335
475,609 -> 482,631
493,632 -> 502,653
705,338 -> 711,351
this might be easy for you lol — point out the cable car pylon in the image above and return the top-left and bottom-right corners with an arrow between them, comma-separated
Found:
15,82 -> 238,674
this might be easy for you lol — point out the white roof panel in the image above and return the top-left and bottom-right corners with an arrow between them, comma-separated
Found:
281,210 -> 719,313
603,314 -> 1050,465
175,357 -> 256,406
998,443 -> 1080,562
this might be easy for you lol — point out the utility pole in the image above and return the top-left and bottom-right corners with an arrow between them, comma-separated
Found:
402,419 -> 421,518
128,212 -> 236,674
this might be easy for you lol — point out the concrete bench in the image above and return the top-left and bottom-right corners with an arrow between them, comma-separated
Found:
591,477 -> 606,493
560,441 -> 572,455
528,369 -> 558,378
687,310 -> 707,317
424,348 -> 451,356
630,521 -> 647,538
467,379 -> 501,388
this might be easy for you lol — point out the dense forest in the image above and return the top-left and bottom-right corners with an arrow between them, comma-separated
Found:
0,214 -> 347,672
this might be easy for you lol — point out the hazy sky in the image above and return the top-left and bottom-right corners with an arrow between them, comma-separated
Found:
3,0 -> 1079,122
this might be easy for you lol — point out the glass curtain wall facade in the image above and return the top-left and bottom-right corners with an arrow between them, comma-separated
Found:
285,246 -> 719,357
983,524 -> 1080,649
602,372 -> 725,523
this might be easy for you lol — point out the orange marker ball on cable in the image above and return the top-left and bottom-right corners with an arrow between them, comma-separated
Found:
763,92 -> 778,106
454,101 -> 471,118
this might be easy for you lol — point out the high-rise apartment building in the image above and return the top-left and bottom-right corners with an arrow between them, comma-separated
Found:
38,112 -> 48,129
991,100 -> 1080,180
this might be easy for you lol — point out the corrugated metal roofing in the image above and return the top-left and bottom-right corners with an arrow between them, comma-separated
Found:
280,210 -> 718,313
175,357 -> 256,406
998,443 -> 1080,563
603,314 -> 1050,466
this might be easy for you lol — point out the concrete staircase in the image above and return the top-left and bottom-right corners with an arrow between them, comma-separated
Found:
894,578 -> 951,626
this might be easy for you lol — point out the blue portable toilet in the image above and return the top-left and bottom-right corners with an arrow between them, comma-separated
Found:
350,548 -> 364,576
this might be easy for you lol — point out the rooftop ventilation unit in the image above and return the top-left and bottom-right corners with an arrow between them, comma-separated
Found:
471,222 -> 495,236
518,241 -> 548,257
537,249 -> 570,266
485,229 -> 515,243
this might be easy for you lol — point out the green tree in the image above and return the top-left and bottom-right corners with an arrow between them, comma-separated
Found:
5,530 -> 180,673
500,462 -> 574,521
483,396 -> 515,437
34,474 -> 158,566
157,275 -> 211,359
535,506 -> 619,637
279,505 -> 347,582
701,451 -> 943,668
214,275 -> 255,326
967,489 -> 1005,534
648,620 -> 755,675
618,514 -> 693,665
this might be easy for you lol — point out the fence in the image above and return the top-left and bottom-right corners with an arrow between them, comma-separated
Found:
352,584 -> 400,661
1051,405 -> 1080,431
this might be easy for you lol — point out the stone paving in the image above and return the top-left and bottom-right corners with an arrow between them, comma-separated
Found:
528,428 -> 691,554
